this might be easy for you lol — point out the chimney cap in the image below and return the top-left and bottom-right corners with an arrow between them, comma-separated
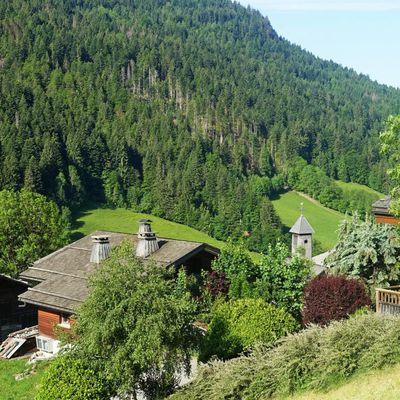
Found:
90,235 -> 111,264
136,219 -> 159,257
91,235 -> 110,242
138,218 -> 152,223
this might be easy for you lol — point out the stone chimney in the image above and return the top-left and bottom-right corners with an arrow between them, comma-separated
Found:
136,219 -> 159,258
90,235 -> 111,263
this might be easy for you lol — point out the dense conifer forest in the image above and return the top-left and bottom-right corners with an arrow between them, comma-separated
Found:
1,0 -> 400,251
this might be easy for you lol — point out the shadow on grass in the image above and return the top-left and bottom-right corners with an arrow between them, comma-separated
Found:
70,231 -> 85,242
70,202 -> 119,242
71,201 -> 113,230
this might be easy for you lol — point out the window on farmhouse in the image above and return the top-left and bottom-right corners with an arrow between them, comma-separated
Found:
36,337 -> 52,353
60,314 -> 70,328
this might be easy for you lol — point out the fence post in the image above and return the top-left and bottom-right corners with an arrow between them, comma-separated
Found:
376,289 -> 380,314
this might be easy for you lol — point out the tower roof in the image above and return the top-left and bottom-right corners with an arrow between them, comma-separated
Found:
289,214 -> 314,235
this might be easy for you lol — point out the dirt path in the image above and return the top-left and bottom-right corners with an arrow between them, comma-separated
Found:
295,191 -> 344,217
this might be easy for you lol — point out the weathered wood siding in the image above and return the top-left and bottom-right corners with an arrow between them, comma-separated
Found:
38,309 -> 60,338
375,215 -> 400,225
0,277 -> 37,341
376,287 -> 400,315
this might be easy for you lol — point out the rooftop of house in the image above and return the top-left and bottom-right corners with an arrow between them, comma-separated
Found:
0,273 -> 30,287
18,230 -> 219,314
372,196 -> 391,215
311,250 -> 333,276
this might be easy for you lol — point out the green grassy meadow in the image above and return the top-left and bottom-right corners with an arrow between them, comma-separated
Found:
279,364 -> 400,400
272,191 -> 345,251
336,180 -> 385,198
0,359 -> 47,400
70,207 -> 271,261
73,207 -> 224,249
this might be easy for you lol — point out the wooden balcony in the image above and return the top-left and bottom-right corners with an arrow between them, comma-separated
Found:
376,287 -> 400,315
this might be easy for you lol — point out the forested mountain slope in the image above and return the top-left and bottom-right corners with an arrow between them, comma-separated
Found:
1,0 -> 399,251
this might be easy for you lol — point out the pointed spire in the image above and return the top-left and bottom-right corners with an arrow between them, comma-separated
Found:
289,212 -> 314,235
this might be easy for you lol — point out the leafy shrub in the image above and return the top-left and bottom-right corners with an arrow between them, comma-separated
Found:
35,354 -> 110,400
303,275 -> 371,326
171,314 -> 400,400
199,298 -> 298,361
256,242 -> 311,319
206,271 -> 229,299
212,241 -> 258,282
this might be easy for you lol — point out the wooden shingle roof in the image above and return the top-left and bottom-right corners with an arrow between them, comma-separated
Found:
19,231 -> 218,314
289,215 -> 314,235
372,197 -> 391,215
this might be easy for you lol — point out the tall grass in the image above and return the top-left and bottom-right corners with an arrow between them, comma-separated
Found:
170,313 -> 400,400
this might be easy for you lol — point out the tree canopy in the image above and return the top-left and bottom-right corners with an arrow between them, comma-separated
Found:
211,240 -> 311,319
0,0 -> 399,251
381,115 -> 400,216
0,189 -> 69,276
326,214 -> 400,290
69,241 -> 197,398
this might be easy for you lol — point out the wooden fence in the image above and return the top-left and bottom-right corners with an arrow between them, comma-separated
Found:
376,286 -> 400,315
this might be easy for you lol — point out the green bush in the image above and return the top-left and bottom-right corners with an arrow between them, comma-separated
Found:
172,313 -> 400,400
35,354 -> 110,400
199,298 -> 298,361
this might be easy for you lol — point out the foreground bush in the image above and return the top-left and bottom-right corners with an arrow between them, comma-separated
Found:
303,275 -> 371,326
199,298 -> 298,361
35,354 -> 109,400
171,313 -> 400,400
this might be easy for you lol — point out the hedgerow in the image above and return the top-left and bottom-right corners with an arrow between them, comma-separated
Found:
199,298 -> 298,362
170,313 -> 400,400
35,354 -> 110,400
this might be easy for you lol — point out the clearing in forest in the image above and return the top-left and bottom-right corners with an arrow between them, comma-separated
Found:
272,191 -> 345,251
73,206 -> 224,249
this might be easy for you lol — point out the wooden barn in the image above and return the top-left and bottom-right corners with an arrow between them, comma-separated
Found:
372,197 -> 400,225
18,220 -> 219,355
0,275 -> 37,342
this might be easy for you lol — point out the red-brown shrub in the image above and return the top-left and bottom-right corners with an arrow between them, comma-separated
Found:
302,275 -> 371,326
206,271 -> 229,299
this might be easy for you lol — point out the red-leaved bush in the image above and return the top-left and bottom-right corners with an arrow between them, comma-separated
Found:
302,275 -> 371,326
206,271 -> 229,299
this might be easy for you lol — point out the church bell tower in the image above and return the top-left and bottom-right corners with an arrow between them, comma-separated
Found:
289,204 -> 314,259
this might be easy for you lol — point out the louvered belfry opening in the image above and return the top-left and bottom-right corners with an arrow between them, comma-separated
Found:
136,219 -> 159,258
90,235 -> 111,264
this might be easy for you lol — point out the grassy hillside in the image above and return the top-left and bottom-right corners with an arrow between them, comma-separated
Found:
272,191 -> 345,251
279,364 -> 400,400
336,180 -> 385,198
73,206 -> 224,249
0,359 -> 47,400
72,206 -> 268,261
